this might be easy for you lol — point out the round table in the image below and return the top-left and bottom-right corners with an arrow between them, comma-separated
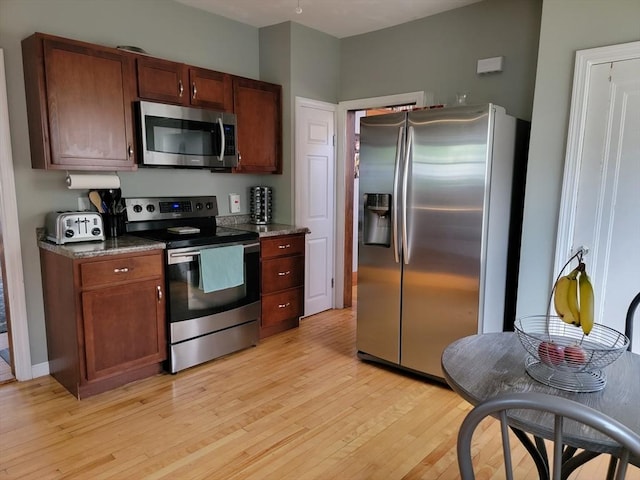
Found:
441,332 -> 640,479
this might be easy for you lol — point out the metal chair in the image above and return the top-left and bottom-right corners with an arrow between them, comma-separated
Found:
625,291 -> 639,351
457,392 -> 640,480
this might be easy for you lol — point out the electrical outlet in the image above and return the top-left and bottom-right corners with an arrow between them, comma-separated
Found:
229,193 -> 241,213
77,196 -> 91,211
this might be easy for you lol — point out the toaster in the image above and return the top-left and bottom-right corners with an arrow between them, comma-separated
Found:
45,211 -> 105,244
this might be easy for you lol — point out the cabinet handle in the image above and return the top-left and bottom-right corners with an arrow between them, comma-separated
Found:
157,285 -> 163,300
113,267 -> 129,273
127,145 -> 133,158
278,302 -> 291,309
178,80 -> 184,97
192,81 -> 197,100
277,271 -> 291,276
278,244 -> 291,249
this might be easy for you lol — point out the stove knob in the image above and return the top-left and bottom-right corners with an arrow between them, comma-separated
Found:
205,202 -> 213,210
146,204 -> 155,212
133,204 -> 143,213
195,202 -> 203,210
65,229 -> 74,238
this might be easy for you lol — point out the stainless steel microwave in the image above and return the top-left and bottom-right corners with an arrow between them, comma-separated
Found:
136,101 -> 238,170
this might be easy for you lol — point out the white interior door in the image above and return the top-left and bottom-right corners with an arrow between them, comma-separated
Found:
556,43 -> 640,352
0,49 -> 31,379
295,98 -> 336,317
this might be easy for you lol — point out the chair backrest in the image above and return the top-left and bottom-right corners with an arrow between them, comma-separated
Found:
626,292 -> 639,351
457,392 -> 640,480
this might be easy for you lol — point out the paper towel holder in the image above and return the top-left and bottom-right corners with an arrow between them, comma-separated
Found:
65,171 -> 121,190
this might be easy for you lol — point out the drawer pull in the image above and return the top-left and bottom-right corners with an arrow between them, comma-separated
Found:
278,302 -> 291,309
278,244 -> 291,249
278,271 -> 291,276
178,80 -> 184,97
157,285 -> 163,300
113,267 -> 130,273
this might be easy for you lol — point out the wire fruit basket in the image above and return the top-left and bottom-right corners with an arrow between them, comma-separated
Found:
514,315 -> 629,392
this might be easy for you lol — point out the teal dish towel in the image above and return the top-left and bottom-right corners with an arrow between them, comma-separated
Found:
198,245 -> 244,293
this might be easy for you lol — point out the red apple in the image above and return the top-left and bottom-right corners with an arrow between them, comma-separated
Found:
538,341 -> 564,366
564,344 -> 587,366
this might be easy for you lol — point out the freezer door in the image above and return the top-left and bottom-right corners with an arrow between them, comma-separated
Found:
356,112 -> 406,364
400,106 -> 491,377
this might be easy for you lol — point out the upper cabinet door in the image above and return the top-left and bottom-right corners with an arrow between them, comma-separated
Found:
136,57 -> 188,105
22,34 -> 137,170
233,77 -> 282,174
188,67 -> 233,111
136,58 -> 232,112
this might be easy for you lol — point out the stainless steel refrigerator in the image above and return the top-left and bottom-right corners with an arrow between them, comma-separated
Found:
356,104 -> 529,380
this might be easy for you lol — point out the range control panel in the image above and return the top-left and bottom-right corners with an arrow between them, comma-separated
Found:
125,196 -> 219,222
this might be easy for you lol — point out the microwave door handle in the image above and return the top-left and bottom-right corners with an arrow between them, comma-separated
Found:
218,118 -> 225,162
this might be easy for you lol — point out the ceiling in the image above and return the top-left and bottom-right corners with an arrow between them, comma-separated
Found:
175,0 -> 483,39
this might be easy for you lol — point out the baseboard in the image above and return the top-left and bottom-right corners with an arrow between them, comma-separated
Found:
31,361 -> 50,379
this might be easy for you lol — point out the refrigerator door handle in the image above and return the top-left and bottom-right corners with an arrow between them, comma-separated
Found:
401,126 -> 414,264
392,125 -> 404,264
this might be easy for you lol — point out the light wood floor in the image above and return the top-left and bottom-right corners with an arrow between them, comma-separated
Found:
0,298 -> 635,479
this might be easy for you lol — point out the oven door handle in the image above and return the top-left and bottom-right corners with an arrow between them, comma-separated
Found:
168,242 -> 260,263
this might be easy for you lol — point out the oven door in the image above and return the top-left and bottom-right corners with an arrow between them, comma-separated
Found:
165,240 -> 260,324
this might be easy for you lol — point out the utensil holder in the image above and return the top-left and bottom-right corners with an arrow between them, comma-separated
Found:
250,186 -> 273,225
102,213 -> 125,238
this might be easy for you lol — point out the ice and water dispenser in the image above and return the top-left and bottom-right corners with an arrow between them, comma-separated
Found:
362,193 -> 391,247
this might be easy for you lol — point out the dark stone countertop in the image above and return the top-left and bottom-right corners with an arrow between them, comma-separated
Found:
230,223 -> 310,237
38,235 -> 165,259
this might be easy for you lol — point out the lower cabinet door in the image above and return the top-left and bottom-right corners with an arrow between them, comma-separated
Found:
82,279 -> 165,381
261,255 -> 304,294
261,287 -> 304,328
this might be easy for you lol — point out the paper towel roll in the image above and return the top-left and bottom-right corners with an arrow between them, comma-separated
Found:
66,174 -> 121,190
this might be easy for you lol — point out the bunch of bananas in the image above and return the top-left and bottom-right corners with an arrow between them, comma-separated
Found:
553,262 -> 595,335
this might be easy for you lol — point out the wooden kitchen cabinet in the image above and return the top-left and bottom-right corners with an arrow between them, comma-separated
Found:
21,33 -> 137,171
136,56 -> 233,111
260,233 -> 305,338
39,248 -> 166,398
232,76 -> 282,174
21,32 -> 283,174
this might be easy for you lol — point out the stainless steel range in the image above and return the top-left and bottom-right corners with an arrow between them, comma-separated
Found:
124,196 -> 260,373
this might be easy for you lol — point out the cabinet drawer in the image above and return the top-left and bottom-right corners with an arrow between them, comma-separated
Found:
261,288 -> 304,327
80,252 -> 163,288
262,256 -> 304,294
261,234 -> 305,259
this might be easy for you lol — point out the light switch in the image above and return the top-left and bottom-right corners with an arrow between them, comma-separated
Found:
229,193 -> 241,213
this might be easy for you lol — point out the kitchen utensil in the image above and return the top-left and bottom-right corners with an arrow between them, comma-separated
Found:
89,191 -> 104,213
110,188 -> 122,211
100,189 -> 113,213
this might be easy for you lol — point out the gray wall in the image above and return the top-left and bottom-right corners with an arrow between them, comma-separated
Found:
259,22 -> 340,222
0,0 -> 266,365
340,0 -> 542,121
517,0 -> 640,318
4,0 -> 638,371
